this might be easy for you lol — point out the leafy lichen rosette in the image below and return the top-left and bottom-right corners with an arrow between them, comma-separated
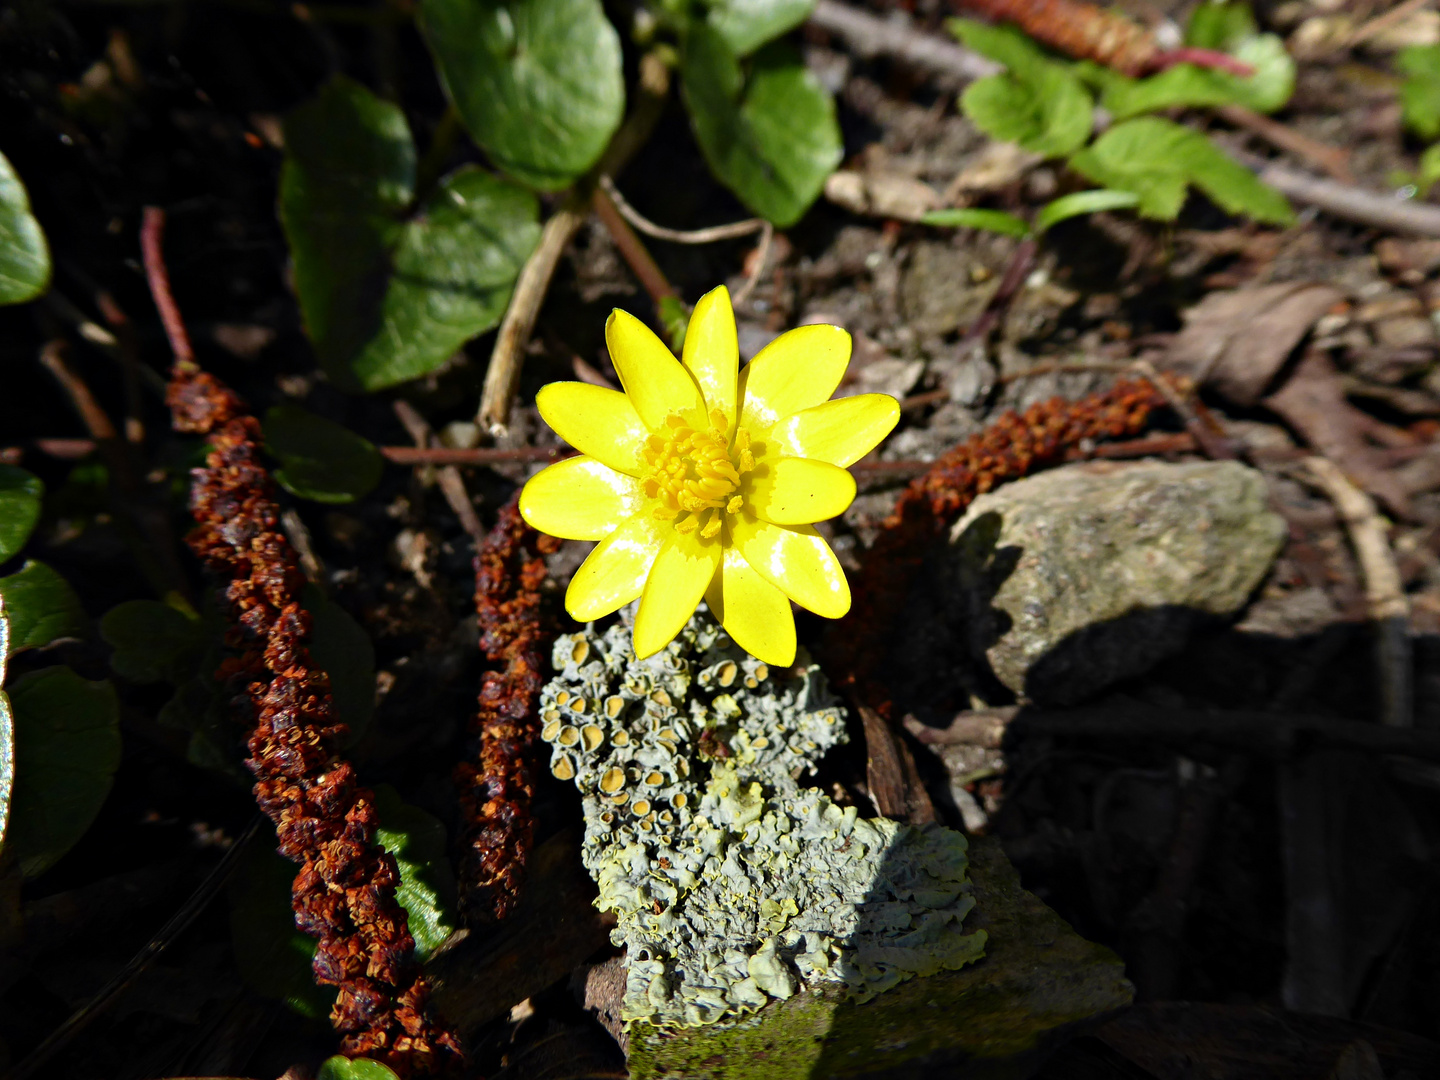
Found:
540,607 -> 986,1029
518,286 -> 900,667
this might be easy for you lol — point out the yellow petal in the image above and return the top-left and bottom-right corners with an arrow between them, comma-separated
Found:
536,382 -> 647,476
711,547 -> 796,666
633,531 -> 721,658
738,324 -> 851,432
566,513 -> 665,621
681,285 -> 738,433
747,457 -> 856,526
606,308 -> 707,430
769,394 -> 901,467
732,516 -> 850,619
519,456 -> 642,540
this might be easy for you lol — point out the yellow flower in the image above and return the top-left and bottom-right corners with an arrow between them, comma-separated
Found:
518,286 -> 899,667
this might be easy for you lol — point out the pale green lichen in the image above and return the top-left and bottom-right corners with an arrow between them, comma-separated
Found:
541,605 -> 985,1029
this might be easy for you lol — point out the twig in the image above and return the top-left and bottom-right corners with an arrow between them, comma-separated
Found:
1236,149 -> 1440,238
1129,358 -> 1240,460
140,207 -> 195,367
280,507 -> 327,590
5,819 -> 261,1080
596,175 -> 765,244
591,184 -> 678,313
809,0 -> 1001,81
958,238 -> 1037,348
731,221 -> 774,308
1303,455 -> 1412,728
477,52 -> 672,437
392,400 -> 484,542
1215,104 -> 1354,185
380,445 -> 566,466
1344,0 -> 1434,51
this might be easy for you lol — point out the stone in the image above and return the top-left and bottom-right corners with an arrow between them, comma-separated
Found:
948,460 -> 1287,704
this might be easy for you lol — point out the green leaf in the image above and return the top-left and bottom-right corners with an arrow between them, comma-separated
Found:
317,1057 -> 401,1080
228,841 -> 337,1019
1069,117 -> 1293,225
920,208 -> 1031,236
372,785 -> 459,961
420,0 -> 624,190
659,295 -> 690,352
704,0 -> 814,56
1185,1 -> 1257,51
263,404 -> 383,505
0,562 -> 86,655
100,599 -> 202,684
1095,34 -> 1294,118
1033,189 -> 1141,232
0,466 -> 43,564
6,666 -> 121,878
1420,143 -> 1440,194
303,586 -> 375,744
682,31 -> 843,227
0,150 -> 50,305
280,78 -> 542,390
1399,45 -> 1440,141
948,18 -> 1055,74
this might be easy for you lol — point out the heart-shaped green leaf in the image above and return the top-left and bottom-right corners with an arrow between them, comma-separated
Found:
280,78 -> 541,390
0,561 -> 86,655
0,150 -> 50,305
421,0 -> 625,191
6,666 -> 121,878
100,599 -> 203,684
263,404 -> 383,504
0,466 -> 43,564
704,0 -> 814,57
682,31 -> 842,227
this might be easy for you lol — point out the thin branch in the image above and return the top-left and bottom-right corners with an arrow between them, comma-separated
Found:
392,400 -> 484,542
139,207 -> 195,368
380,445 -> 567,466
731,221 -> 775,308
5,819 -> 261,1080
809,0 -> 1000,81
597,175 -> 766,244
1303,455 -> 1412,728
591,183 -> 678,312
1239,149 -> 1440,238
1344,0 -> 1433,51
1215,104 -> 1354,185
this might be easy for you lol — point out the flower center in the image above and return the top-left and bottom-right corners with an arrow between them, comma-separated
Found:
640,408 -> 756,539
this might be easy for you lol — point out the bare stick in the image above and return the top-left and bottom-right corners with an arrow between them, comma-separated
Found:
1344,0 -> 1434,51
139,207 -> 195,368
809,0 -> 1000,81
1303,455 -> 1412,728
592,184 -> 678,313
597,175 -> 765,244
1215,104 -> 1354,185
392,400 -> 485,541
477,52 -> 672,437
731,221 -> 774,308
1240,150 -> 1440,238
380,445 -> 567,466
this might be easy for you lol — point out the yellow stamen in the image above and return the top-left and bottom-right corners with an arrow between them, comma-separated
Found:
640,410 -> 757,538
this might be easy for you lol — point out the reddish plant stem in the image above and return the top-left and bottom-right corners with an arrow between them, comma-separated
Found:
453,497 -> 561,924
140,207 -> 195,367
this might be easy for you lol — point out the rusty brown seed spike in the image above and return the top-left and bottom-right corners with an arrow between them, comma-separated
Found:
830,378 -> 1175,716
956,0 -> 1158,75
149,211 -> 461,1077
454,497 -> 560,924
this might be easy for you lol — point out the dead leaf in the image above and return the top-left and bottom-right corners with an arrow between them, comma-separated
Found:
823,169 -> 942,223
1164,282 -> 1344,406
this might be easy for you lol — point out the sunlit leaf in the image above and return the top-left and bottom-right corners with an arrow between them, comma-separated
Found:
1087,34 -> 1294,119
317,1057 -> 401,1080
420,0 -> 624,190
1033,189 -> 1140,233
920,208 -> 1030,236
1399,45 -> 1440,141
682,30 -> 842,227
263,404 -> 383,504
0,466 -> 43,564
704,0 -> 813,56
0,150 -> 50,305
373,785 -> 459,961
6,666 -> 121,878
0,561 -> 86,655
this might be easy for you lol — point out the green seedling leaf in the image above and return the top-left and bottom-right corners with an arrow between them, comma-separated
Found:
280,78 -> 541,390
1033,189 -> 1141,233
0,150 -> 50,305
317,1057 -> 401,1080
372,785 -> 459,961
1090,34 -> 1293,119
0,466 -> 43,564
0,562 -> 86,655
6,666 -> 121,878
1186,1 -> 1257,51
229,841 -> 337,1019
303,585 -> 375,744
950,20 -> 1092,159
704,0 -> 814,57
101,600 -> 203,684
0,596 -> 13,855
682,30 -> 842,227
263,404 -> 383,505
1399,45 -> 1440,141
920,208 -> 1031,236
420,0 -> 624,190
1069,117 -> 1292,225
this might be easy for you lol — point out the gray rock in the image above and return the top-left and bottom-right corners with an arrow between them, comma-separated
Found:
948,460 -> 1287,704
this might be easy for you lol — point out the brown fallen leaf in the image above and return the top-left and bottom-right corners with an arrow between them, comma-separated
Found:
1164,282 -> 1344,406
1263,350 -> 1415,519
823,169 -> 942,223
